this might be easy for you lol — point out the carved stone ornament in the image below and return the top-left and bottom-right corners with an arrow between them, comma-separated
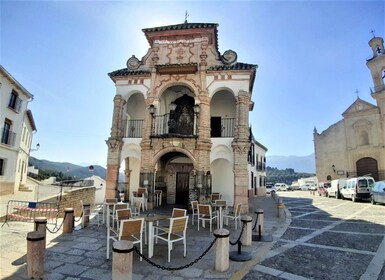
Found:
107,138 -> 123,152
127,55 -> 141,70
222,49 -> 237,65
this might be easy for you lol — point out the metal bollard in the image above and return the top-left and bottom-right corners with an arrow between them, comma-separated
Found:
213,228 -> 230,272
241,215 -> 253,246
34,217 -> 47,248
254,209 -> 264,234
63,208 -> 74,233
112,240 -> 133,280
277,198 -> 284,217
82,203 -> 90,228
27,231 -> 45,279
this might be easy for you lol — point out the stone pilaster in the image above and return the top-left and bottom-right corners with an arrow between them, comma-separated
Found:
106,138 -> 123,199
111,95 -> 126,138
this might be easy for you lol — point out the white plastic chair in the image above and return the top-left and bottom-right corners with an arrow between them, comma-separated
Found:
190,201 -> 198,225
153,216 -> 189,262
223,203 -> 242,229
197,204 -> 218,232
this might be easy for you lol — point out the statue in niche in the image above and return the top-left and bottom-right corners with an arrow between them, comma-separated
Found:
175,104 -> 193,135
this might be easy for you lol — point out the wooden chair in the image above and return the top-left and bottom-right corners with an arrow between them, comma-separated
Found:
114,208 -> 132,231
109,203 -> 129,228
223,203 -> 242,230
190,201 -> 198,225
80,200 -> 102,228
153,216 -> 189,262
131,200 -> 142,217
107,218 -> 144,261
210,193 -> 221,202
197,204 -> 218,232
155,208 -> 186,233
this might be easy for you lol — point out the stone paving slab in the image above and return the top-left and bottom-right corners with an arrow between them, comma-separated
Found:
306,231 -> 384,252
280,228 -> 315,241
290,218 -> 332,229
260,245 -> 372,280
331,221 -> 385,234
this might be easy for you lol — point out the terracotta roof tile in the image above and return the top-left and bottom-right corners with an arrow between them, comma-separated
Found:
207,63 -> 258,71
142,23 -> 218,33
108,68 -> 151,77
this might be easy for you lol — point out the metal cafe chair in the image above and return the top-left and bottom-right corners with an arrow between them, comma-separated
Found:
197,204 -> 218,232
153,216 -> 189,262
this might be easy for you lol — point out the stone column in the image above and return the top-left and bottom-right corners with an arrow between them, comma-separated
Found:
112,240 -> 133,280
63,208 -> 74,233
241,215 -> 253,246
124,160 -> 131,202
255,209 -> 264,234
34,217 -> 47,248
106,95 -> 126,199
27,231 -> 45,279
214,228 -> 230,272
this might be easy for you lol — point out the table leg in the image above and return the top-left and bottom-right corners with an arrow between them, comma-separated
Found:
148,221 -> 154,258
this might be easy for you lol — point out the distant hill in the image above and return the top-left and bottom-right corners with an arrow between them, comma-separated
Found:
266,153 -> 315,173
29,157 -> 107,180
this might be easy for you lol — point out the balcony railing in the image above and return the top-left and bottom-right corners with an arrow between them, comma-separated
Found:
221,118 -> 235,137
152,113 -> 198,137
121,116 -> 235,138
1,128 -> 16,146
123,119 -> 143,138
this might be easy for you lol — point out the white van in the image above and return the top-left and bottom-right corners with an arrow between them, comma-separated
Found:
340,176 -> 375,202
328,178 -> 347,199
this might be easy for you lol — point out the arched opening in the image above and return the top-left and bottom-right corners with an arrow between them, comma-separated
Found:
124,93 -> 145,138
356,157 -> 379,181
155,151 -> 194,208
210,90 -> 236,137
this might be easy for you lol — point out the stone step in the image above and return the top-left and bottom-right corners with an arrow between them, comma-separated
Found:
18,186 -> 33,192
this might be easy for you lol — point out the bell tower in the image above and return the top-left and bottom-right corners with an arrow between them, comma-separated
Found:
366,35 -> 385,114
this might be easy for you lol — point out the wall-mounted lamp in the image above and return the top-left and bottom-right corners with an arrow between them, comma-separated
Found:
193,104 -> 200,115
332,164 -> 336,173
30,143 -> 40,152
148,104 -> 156,115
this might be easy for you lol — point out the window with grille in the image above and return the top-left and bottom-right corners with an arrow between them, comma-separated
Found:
8,90 -> 22,112
1,120 -> 15,146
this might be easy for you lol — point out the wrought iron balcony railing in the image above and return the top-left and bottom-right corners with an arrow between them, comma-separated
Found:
121,116 -> 235,138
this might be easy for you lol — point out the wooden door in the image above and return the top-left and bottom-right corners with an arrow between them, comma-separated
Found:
176,172 -> 189,205
356,157 -> 379,181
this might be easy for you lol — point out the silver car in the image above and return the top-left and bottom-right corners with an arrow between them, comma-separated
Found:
370,180 -> 385,205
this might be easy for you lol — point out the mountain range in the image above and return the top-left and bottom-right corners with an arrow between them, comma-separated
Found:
29,157 -> 106,179
29,153 -> 316,181
266,153 -> 315,173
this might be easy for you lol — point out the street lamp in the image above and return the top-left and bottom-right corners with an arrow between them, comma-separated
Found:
30,143 -> 40,152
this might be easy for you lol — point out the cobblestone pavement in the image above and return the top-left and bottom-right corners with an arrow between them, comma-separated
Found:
243,191 -> 385,280
0,194 -> 289,279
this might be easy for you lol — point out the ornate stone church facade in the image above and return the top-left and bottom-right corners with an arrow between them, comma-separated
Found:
314,35 -> 385,182
105,22 -> 262,210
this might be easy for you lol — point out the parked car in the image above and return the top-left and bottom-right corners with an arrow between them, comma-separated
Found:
275,183 -> 288,191
370,180 -> 385,205
317,182 -> 331,196
328,178 -> 347,199
340,176 -> 375,202
300,183 -> 315,191
266,184 -> 276,194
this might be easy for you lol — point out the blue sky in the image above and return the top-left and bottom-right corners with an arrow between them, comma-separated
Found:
1,0 -> 384,167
